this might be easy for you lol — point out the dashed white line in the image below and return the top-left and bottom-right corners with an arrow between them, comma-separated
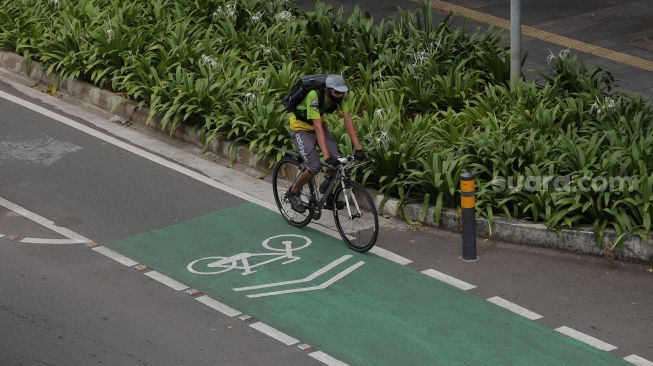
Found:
144,270 -> 189,291
421,269 -> 476,291
250,322 -> 299,346
369,246 -> 413,265
309,351 -> 349,366
195,295 -> 241,317
0,195 -> 91,244
92,246 -> 138,267
555,326 -> 617,351
624,354 -> 653,366
21,238 -> 87,244
487,296 -> 543,320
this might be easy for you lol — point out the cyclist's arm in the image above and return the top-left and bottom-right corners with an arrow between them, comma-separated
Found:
313,119 -> 332,159
343,112 -> 362,151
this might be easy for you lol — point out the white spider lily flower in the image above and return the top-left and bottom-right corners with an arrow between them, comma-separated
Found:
260,44 -> 273,55
605,97 -> 616,110
244,92 -> 256,104
247,10 -> 263,24
49,0 -> 59,7
254,77 -> 267,88
373,108 -> 386,119
545,49 -> 556,65
275,11 -> 294,22
375,130 -> 390,145
275,0 -> 290,5
105,29 -> 114,41
558,48 -> 570,58
199,54 -> 217,68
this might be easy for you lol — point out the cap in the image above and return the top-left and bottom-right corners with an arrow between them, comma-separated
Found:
325,75 -> 349,93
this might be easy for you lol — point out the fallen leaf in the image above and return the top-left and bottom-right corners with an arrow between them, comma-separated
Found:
646,268 -> 653,273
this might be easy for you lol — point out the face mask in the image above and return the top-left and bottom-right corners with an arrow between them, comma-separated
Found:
327,92 -> 344,103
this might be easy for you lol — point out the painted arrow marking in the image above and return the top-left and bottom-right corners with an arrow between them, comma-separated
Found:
233,255 -> 364,298
233,255 -> 353,292
0,196 -> 91,244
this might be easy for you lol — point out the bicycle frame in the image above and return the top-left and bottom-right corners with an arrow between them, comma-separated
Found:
277,149 -> 370,220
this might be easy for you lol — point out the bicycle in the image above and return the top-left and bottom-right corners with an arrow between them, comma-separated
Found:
272,150 -> 379,252
187,234 -> 311,275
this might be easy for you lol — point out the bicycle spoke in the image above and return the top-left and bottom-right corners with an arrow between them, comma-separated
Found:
333,181 -> 379,252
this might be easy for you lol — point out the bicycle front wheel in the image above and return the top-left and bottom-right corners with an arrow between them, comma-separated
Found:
272,157 -> 312,227
332,181 -> 379,252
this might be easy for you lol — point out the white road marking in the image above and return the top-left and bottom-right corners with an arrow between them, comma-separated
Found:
21,238 -> 86,245
195,295 -> 241,317
624,354 -> 653,366
487,296 -> 543,320
144,270 -> 189,291
369,246 -> 412,265
249,322 -> 299,346
0,90 -> 274,211
92,246 -> 138,267
233,255 -> 353,292
421,269 -> 476,291
246,261 -> 365,298
0,234 -> 4,239
0,196 -> 91,244
309,351 -> 349,366
555,326 -> 617,351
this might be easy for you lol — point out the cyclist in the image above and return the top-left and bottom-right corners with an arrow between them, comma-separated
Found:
286,75 -> 367,213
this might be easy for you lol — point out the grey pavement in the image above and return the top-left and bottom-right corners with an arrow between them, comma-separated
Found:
295,0 -> 653,96
0,78 -> 321,366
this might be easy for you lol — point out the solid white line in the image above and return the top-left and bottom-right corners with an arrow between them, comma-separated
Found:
195,295 -> 241,317
555,326 -> 617,351
487,296 -> 543,320
21,238 -> 86,245
250,322 -> 299,346
0,90 -> 274,211
144,270 -> 189,291
92,246 -> 138,267
233,255 -> 353,292
309,351 -> 349,366
369,246 -> 413,265
624,354 -> 653,366
421,269 -> 476,291
0,196 -> 91,243
247,261 -> 364,298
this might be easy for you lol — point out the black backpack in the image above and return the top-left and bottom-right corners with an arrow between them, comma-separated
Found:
282,74 -> 340,122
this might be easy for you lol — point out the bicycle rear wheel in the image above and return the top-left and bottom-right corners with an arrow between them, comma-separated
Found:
332,181 -> 379,252
272,157 -> 313,227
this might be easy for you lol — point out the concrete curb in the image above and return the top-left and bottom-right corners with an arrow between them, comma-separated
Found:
2,51 -> 651,262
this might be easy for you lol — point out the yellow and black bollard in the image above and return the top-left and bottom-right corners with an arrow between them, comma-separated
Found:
460,172 -> 478,261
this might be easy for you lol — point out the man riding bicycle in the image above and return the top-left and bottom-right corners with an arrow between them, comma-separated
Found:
286,74 -> 367,213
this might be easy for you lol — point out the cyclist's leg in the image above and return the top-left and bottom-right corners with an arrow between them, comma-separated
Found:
290,130 -> 320,190
322,127 -> 345,209
288,131 -> 320,212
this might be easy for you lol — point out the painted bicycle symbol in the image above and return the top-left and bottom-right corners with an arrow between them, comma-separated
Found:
187,234 -> 312,275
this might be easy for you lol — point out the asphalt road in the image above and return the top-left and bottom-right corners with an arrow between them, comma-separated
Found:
1,65 -> 652,365
0,80 -> 321,366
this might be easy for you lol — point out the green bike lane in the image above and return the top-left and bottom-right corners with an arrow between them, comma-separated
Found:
110,203 -> 624,365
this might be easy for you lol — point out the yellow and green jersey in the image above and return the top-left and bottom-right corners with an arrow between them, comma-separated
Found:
289,90 -> 351,131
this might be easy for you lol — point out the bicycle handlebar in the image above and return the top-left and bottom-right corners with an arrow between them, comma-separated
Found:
323,155 -> 375,170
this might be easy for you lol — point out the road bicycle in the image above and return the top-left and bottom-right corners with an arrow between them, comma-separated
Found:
272,150 -> 379,252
